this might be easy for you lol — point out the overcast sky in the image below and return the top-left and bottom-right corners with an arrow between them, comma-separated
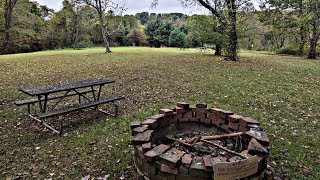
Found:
33,0 -> 259,15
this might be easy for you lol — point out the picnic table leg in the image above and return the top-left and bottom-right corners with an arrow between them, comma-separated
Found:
43,94 -> 48,113
37,95 -> 43,113
98,102 -> 118,117
37,94 -> 48,113
28,114 -> 60,134
97,85 -> 103,101
91,86 -> 96,101
59,120 -> 63,136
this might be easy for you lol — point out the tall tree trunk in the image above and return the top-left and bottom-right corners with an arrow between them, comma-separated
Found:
298,0 -> 306,56
299,26 -> 306,56
215,44 -> 222,56
308,1 -> 320,59
4,0 -> 13,49
98,13 -> 111,53
226,0 -> 238,61
72,12 -> 79,46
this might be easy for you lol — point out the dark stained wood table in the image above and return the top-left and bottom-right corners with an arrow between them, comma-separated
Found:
16,78 -> 124,134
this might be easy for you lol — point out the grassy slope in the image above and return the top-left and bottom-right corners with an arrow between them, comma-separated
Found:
0,47 -> 319,179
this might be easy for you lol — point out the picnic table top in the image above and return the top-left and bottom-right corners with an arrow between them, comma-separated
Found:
20,78 -> 114,96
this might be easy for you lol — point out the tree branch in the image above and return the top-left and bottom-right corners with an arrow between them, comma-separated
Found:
196,0 -> 227,27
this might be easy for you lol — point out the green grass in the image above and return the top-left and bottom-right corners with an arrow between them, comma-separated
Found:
0,47 -> 319,179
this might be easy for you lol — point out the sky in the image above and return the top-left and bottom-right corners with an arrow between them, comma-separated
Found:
33,0 -> 258,15
32,0 -> 207,15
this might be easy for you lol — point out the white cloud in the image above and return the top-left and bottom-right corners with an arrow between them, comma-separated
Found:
32,0 -> 259,15
32,0 -> 207,15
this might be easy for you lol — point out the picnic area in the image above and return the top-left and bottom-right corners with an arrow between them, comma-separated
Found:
0,47 -> 319,179
1,0 -> 320,179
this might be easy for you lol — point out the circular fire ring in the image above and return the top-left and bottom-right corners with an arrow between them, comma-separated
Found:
131,103 -> 269,180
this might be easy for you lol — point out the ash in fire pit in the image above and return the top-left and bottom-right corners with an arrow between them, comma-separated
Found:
155,123 -> 239,158
131,103 -> 269,180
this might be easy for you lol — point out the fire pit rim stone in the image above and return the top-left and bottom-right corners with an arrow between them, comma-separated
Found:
131,102 -> 269,180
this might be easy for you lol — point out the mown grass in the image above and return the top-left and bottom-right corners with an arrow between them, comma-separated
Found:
0,47 -> 319,179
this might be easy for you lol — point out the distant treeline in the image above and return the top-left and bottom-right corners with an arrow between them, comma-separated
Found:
0,0 -> 319,56
0,0 -> 202,54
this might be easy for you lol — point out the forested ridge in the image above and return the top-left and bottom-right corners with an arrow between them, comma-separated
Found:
0,0 -> 319,58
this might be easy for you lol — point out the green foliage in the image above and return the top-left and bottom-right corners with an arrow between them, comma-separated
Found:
127,28 -> 147,46
0,2 -> 5,43
5,0 -> 47,53
169,29 -> 186,47
144,19 -> 172,47
72,35 -> 93,49
187,15 -> 224,46
275,46 -> 300,55
135,12 -> 149,25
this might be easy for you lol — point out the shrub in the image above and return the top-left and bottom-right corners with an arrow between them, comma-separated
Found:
72,36 -> 93,50
275,46 -> 300,55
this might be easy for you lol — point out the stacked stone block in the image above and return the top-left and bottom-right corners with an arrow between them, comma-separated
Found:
131,102 -> 269,180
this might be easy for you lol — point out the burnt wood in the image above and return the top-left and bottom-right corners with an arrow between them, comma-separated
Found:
14,89 -> 95,106
38,95 -> 124,119
19,78 -> 114,96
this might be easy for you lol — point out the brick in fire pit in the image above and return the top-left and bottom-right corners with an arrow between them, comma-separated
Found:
240,116 -> 260,126
142,119 -> 159,129
144,144 -> 170,162
211,157 -> 227,167
159,109 -> 174,116
175,107 -> 185,114
181,153 -> 193,166
160,148 -> 185,168
246,129 -> 270,146
183,111 -> 193,119
149,114 -> 164,120
228,156 -> 243,162
201,118 -> 212,124
190,156 -> 211,178
173,111 -> 183,118
248,138 -> 269,156
248,124 -> 263,131
240,150 -> 253,158
142,142 -> 152,153
228,114 -> 243,123
211,108 -> 234,119
196,103 -> 208,108
208,109 -> 219,121
178,153 -> 192,175
202,155 -> 213,171
229,121 -> 240,130
132,126 -> 149,135
131,130 -> 153,145
160,164 -> 178,175
177,102 -> 190,109
130,121 -> 141,129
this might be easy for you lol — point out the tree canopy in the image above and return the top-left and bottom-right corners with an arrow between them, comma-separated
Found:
0,0 -> 319,58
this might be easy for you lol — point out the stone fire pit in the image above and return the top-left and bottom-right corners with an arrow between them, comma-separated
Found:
131,103 -> 269,180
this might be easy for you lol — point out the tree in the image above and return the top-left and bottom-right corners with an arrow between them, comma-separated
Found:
3,0 -> 20,51
169,29 -> 186,47
187,15 -> 224,55
135,12 -> 149,25
308,0 -> 320,59
82,0 -> 121,53
153,0 -> 253,61
128,28 -> 147,46
144,19 -> 172,47
260,0 -> 309,55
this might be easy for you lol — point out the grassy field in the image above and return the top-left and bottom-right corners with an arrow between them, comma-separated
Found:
0,47 -> 319,179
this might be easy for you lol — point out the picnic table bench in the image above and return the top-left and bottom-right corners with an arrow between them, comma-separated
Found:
15,78 -> 124,135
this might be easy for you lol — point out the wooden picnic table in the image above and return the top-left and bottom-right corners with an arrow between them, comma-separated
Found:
15,78 -> 124,135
